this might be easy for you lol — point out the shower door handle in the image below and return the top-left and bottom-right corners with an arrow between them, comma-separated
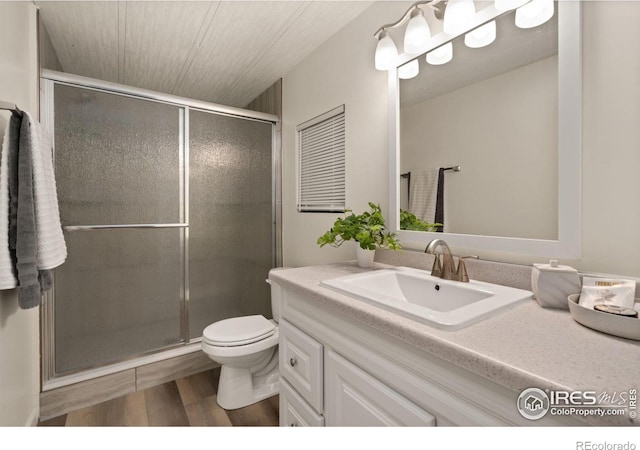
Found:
63,223 -> 189,231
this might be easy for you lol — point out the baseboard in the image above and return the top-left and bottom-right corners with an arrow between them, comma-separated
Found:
26,406 -> 39,426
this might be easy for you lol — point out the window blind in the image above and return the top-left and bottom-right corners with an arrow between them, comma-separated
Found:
297,105 -> 345,212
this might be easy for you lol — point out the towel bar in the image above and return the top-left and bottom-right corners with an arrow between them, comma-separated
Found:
0,100 -> 18,111
401,165 -> 461,178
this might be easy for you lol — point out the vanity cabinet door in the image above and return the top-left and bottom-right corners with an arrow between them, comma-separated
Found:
324,350 -> 436,427
279,319 -> 324,413
279,378 -> 325,427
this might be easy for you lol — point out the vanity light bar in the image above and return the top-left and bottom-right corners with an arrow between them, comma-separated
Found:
374,0 -> 554,71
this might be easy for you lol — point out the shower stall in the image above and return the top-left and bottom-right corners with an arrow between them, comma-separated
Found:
40,70 -> 280,387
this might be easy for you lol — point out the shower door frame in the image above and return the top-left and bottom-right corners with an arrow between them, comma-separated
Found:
39,69 -> 281,390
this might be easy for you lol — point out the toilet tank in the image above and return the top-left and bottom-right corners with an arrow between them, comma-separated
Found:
270,281 -> 282,322
268,268 -> 289,322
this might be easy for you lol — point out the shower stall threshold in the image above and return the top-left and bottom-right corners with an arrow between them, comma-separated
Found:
43,341 -> 204,392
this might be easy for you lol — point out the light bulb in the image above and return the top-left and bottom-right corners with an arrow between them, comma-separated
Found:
426,42 -> 453,65
404,8 -> 431,54
515,0 -> 554,29
464,20 -> 496,48
495,0 -> 529,11
398,59 -> 420,79
443,0 -> 476,35
375,30 -> 398,71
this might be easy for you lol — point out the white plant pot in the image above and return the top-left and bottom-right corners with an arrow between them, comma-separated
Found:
356,246 -> 375,268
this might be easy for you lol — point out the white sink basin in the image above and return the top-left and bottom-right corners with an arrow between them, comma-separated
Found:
320,266 -> 532,330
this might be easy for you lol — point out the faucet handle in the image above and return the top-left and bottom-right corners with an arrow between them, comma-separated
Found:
456,255 -> 478,282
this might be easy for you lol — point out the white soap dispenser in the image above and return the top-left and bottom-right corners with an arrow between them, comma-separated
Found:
531,260 -> 581,310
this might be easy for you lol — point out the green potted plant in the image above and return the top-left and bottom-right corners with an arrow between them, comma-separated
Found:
399,209 -> 442,232
317,202 -> 400,267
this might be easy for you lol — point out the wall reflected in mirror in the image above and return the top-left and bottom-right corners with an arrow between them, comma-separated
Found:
399,8 -> 558,240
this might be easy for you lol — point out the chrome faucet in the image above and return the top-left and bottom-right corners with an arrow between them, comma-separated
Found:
424,239 -> 477,282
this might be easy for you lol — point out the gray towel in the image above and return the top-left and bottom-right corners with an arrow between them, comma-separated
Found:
2,110 -> 62,308
434,168 -> 445,232
6,112 -> 20,264
10,113 -> 51,309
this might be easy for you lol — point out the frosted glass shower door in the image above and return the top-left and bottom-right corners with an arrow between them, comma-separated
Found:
188,110 -> 274,338
52,85 -> 185,374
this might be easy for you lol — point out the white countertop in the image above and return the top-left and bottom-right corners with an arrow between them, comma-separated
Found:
269,262 -> 640,426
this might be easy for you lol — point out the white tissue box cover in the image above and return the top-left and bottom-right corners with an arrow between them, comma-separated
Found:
532,264 -> 581,310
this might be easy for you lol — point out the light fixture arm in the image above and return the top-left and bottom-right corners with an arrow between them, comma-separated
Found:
373,0 -> 446,38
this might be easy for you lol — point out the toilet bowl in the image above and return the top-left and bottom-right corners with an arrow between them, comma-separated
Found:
202,314 -> 280,410
201,277 -> 284,410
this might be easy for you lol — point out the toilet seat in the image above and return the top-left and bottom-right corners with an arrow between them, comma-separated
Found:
203,315 -> 276,347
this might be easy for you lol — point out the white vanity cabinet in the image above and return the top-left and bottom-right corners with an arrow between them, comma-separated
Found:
275,281 -> 584,427
324,349 -> 435,426
279,378 -> 324,427
279,317 -> 435,427
279,319 -> 323,413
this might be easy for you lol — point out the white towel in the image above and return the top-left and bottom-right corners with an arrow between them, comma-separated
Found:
408,168 -> 439,223
24,111 -> 67,270
0,115 -> 19,288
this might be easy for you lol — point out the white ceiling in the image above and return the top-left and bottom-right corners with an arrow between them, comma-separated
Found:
37,1 -> 373,107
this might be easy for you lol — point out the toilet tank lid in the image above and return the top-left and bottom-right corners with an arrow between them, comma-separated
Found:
203,315 -> 275,344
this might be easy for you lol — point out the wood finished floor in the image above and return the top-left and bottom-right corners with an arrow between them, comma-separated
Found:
38,368 -> 279,427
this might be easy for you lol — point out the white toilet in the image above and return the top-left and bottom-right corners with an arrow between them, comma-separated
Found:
201,281 -> 281,410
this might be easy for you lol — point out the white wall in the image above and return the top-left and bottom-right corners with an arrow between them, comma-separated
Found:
282,1 -> 412,267
0,2 -> 40,426
282,1 -> 640,279
579,0 -> 640,278
401,56 -> 558,240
